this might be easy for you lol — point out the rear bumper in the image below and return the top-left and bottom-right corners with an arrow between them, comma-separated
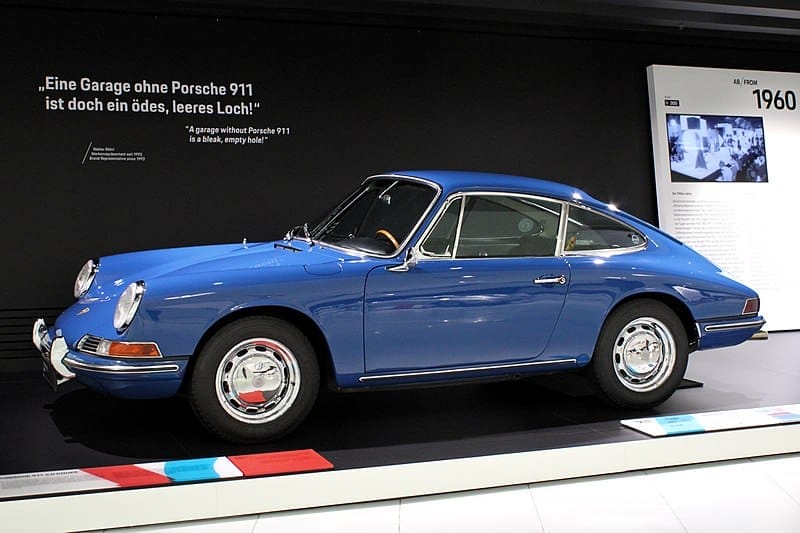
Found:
32,318 -> 188,399
696,316 -> 767,350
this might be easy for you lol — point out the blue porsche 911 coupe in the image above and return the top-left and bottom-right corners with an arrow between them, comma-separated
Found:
34,171 -> 765,442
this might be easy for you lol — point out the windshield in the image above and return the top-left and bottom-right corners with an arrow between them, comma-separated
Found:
312,178 -> 438,255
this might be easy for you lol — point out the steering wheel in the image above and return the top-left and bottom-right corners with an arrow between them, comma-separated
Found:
375,229 -> 400,250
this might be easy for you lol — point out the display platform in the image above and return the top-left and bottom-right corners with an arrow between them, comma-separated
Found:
1,332 -> 798,531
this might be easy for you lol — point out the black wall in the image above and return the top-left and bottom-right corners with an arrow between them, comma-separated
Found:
3,6 -> 800,359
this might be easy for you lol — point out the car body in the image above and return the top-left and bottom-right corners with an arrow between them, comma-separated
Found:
34,171 -> 766,442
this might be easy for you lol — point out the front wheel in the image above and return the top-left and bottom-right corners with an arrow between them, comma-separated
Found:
190,317 -> 319,443
592,300 -> 688,409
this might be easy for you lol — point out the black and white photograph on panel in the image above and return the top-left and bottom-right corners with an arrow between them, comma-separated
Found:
667,114 -> 768,183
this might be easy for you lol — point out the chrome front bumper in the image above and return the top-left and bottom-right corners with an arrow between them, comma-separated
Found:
33,318 -> 188,397
32,318 -> 75,390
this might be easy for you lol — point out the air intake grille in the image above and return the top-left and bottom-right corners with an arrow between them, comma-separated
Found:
77,335 -> 104,355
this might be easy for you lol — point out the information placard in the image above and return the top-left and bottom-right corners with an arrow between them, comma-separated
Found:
647,65 -> 799,331
622,404 -> 800,437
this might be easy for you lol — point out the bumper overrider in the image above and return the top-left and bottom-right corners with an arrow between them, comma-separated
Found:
32,318 -> 188,398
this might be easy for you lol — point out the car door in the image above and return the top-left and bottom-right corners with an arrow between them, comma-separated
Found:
363,193 -> 571,374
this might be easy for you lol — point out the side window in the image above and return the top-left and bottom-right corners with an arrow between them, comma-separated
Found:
455,195 -> 562,258
564,205 -> 645,252
420,197 -> 462,257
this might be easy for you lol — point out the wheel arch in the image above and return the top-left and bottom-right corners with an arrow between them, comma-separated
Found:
182,305 -> 335,392
602,292 -> 698,353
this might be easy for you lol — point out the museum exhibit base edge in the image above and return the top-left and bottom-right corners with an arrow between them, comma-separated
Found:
0,332 -> 797,532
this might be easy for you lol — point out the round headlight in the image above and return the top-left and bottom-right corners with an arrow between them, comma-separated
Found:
74,259 -> 99,299
114,281 -> 145,333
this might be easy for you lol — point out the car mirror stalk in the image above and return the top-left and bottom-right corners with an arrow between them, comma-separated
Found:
387,247 -> 419,272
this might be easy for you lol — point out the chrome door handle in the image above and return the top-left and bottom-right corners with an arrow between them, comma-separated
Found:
534,275 -> 566,285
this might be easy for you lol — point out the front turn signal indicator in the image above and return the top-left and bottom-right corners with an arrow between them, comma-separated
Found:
104,341 -> 162,358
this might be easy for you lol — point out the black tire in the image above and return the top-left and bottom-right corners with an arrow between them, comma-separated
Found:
592,299 -> 688,409
190,316 -> 319,443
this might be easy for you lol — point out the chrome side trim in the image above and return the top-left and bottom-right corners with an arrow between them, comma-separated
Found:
63,356 -> 179,374
703,319 -> 766,332
358,357 -> 578,382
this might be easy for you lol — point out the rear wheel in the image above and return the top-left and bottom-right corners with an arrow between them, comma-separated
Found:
592,300 -> 688,408
190,317 -> 319,443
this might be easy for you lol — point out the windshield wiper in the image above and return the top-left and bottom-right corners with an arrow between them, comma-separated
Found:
284,223 -> 315,246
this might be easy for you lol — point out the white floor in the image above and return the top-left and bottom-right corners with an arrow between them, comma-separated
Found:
108,453 -> 800,533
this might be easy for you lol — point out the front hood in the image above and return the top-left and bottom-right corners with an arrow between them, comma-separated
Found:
86,240 -> 343,299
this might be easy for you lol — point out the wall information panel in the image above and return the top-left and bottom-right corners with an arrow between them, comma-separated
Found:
648,65 -> 799,331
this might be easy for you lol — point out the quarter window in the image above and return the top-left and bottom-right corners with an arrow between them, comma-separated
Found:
564,205 -> 645,252
420,197 -> 462,257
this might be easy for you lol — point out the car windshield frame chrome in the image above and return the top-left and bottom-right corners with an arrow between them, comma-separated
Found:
309,173 -> 442,259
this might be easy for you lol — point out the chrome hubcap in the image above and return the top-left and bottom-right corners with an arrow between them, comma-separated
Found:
215,338 -> 300,424
613,317 -> 675,392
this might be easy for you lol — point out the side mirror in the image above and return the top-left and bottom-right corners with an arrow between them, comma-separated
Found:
387,247 -> 419,272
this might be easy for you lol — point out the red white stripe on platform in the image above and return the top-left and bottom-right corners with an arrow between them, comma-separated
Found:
0,449 -> 333,500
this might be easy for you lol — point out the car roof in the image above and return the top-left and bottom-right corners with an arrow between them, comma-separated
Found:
382,170 -> 602,206
372,170 -> 679,247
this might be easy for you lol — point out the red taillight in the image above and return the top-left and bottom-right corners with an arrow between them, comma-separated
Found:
743,298 -> 760,315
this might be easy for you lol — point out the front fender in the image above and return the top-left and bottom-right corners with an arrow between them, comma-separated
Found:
127,262 -> 373,384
